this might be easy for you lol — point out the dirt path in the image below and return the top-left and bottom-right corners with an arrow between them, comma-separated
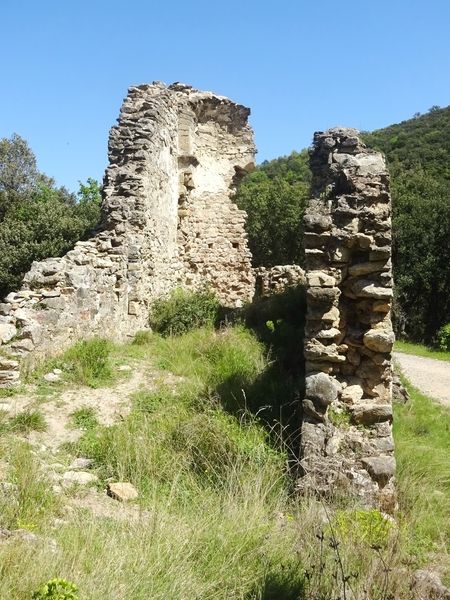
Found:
4,368 -> 152,451
393,352 -> 450,408
0,359 -> 181,522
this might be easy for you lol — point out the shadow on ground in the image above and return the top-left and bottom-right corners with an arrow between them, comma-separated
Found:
216,285 -> 306,465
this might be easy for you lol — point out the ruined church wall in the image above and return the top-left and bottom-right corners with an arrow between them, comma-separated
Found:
0,83 -> 256,387
300,128 -> 396,511
176,91 -> 256,306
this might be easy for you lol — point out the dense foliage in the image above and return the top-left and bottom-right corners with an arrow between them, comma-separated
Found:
235,150 -> 310,266
364,106 -> 450,342
363,105 -> 450,181
0,134 -> 101,297
237,107 -> 450,343
150,288 -> 220,336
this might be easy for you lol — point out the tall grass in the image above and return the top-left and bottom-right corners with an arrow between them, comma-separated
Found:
0,326 -> 447,597
0,440 -> 59,531
30,338 -> 115,389
393,378 -> 450,570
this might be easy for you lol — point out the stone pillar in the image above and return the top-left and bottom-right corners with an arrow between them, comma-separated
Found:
300,128 -> 396,511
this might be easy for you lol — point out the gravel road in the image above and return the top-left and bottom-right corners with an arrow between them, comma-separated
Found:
393,352 -> 450,408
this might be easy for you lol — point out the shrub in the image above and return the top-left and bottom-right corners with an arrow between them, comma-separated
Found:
150,288 -> 220,336
332,509 -> 393,548
437,322 -> 450,351
32,578 -> 79,600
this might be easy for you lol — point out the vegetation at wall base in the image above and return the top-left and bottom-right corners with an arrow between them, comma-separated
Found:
149,287 -> 220,336
30,338 -> 116,389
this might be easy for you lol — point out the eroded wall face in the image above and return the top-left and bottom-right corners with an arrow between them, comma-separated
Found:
0,83 -> 255,386
174,87 -> 255,306
300,128 -> 396,511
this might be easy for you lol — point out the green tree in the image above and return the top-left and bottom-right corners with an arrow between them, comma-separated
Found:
392,169 -> 450,342
0,134 -> 101,297
0,133 -> 38,194
236,150 -> 309,266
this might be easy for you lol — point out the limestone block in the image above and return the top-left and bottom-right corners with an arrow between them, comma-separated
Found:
304,341 -> 346,363
348,261 -> 388,277
361,456 -> 395,487
107,482 -> 138,502
304,213 -> 332,233
363,328 -> 395,353
315,327 -> 341,340
352,280 -> 393,300
302,399 -> 326,422
306,287 -> 340,305
305,372 -> 340,408
354,233 -> 373,249
351,402 -> 392,425
0,358 -> 19,370
0,323 -> 17,344
373,300 -> 391,313
307,271 -> 336,287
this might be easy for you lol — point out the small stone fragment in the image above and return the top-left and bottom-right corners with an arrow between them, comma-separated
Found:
341,384 -> 364,404
43,372 -> 60,383
69,457 -> 93,470
107,482 -> 138,502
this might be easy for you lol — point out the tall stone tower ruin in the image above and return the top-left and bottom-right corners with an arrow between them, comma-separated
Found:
0,83 -> 256,386
300,128 -> 396,510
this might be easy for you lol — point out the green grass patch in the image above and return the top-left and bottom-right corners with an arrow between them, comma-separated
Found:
132,325 -> 266,413
30,338 -> 116,389
395,339 -> 450,363
0,439 -> 60,531
62,338 -> 114,387
1,324 -> 449,597
394,377 -> 450,571
69,406 -> 98,430
9,409 -> 47,433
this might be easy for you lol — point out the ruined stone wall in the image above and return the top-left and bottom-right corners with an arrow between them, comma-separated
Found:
254,265 -> 305,298
0,83 -> 255,387
300,128 -> 396,511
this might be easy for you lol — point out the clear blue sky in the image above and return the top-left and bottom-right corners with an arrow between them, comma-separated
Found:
2,0 -> 449,192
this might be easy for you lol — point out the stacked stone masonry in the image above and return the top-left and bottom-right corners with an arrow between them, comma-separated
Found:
254,265 -> 305,298
300,128 -> 396,511
0,82 -> 256,387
